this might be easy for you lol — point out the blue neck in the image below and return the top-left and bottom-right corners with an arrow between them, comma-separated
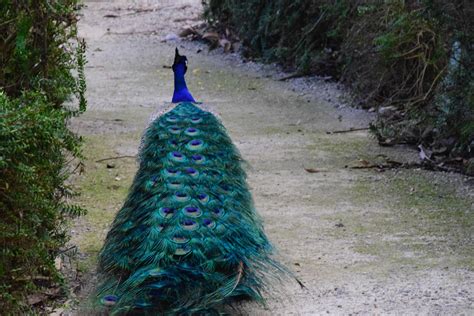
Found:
172,64 -> 195,103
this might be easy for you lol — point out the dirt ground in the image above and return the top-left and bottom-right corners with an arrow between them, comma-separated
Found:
63,0 -> 473,315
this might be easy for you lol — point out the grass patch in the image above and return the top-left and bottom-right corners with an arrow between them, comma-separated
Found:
348,170 -> 473,270
72,134 -> 139,272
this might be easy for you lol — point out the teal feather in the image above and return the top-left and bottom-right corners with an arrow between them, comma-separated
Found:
94,102 -> 284,314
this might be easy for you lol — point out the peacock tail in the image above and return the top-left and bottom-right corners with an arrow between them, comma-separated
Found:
93,102 -> 284,314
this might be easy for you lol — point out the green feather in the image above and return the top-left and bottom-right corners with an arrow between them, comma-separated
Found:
93,102 -> 285,314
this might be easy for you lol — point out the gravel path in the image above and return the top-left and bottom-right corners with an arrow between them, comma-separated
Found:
65,1 -> 473,315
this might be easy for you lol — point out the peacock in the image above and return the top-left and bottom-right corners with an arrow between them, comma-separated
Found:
93,48 -> 285,314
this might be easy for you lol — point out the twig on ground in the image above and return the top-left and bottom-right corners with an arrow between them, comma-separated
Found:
107,31 -> 158,36
278,73 -> 307,81
57,246 -> 77,255
326,127 -> 369,134
96,155 -> 136,163
125,9 -> 155,16
349,160 -> 456,173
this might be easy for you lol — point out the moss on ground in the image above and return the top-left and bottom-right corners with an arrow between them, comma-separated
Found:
302,127 -> 473,272
72,133 -> 139,272
348,170 -> 473,270
306,133 -> 371,168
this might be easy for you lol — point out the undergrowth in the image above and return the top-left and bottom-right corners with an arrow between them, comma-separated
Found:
204,0 -> 473,172
0,0 -> 87,312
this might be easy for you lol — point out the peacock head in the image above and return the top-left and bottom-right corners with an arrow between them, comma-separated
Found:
172,47 -> 188,75
171,47 -> 196,102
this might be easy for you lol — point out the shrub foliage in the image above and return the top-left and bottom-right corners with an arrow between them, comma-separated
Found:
204,0 -> 473,168
0,0 -> 86,311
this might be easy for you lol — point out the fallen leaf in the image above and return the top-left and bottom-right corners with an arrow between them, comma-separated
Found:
54,257 -> 62,270
27,293 -> 47,305
219,39 -> 231,53
44,287 -> 61,297
162,33 -> 178,42
49,308 -> 65,316
179,27 -> 197,37
304,168 -> 320,173
174,17 -> 190,23
202,32 -> 219,42
359,159 -> 371,166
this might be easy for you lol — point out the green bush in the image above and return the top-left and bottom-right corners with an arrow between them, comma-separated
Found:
0,92 -> 86,309
0,0 -> 86,107
364,2 -> 473,158
0,0 -> 86,312
204,0 -> 473,166
204,0 -> 354,75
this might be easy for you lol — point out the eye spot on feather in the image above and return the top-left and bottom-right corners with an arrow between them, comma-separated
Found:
168,126 -> 182,134
183,205 -> 202,218
145,176 -> 159,190
166,181 -> 183,190
101,295 -> 118,306
166,115 -> 179,123
168,139 -> 178,147
184,127 -> 199,136
159,222 -> 166,229
172,235 -> 190,244
159,207 -> 175,219
174,246 -> 191,256
185,139 -> 204,151
190,117 -> 202,124
174,191 -> 190,202
191,154 -> 205,163
180,219 -> 199,231
168,151 -> 186,162
196,193 -> 209,204
212,207 -> 224,217
163,168 -> 181,178
184,167 -> 199,177
220,184 -> 231,193
202,218 -> 216,229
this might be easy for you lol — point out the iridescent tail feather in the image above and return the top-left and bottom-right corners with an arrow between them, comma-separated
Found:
93,102 -> 285,314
